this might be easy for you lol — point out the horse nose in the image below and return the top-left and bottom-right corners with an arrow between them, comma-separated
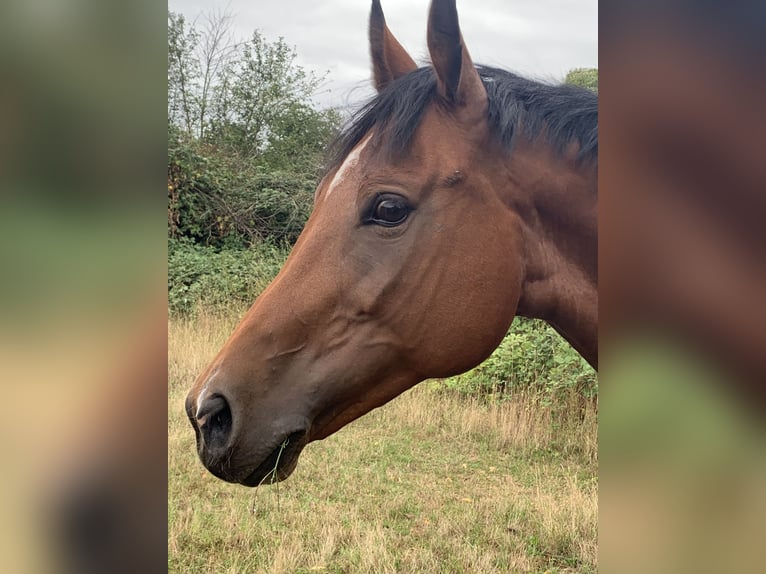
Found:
193,394 -> 233,451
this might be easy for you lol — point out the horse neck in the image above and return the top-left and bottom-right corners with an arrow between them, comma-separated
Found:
500,144 -> 598,368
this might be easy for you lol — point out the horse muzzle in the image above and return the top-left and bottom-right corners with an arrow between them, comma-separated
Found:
185,391 -> 309,486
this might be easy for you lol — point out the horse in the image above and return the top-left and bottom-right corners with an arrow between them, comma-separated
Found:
186,0 -> 597,486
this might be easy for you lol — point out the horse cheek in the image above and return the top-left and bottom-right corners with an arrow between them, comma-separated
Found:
420,246 -> 520,378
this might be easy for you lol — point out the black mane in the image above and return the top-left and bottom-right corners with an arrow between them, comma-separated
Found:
328,65 -> 597,169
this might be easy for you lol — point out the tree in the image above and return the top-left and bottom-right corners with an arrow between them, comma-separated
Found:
167,11 -> 333,162
565,68 -> 598,91
263,104 -> 342,173
168,9 -> 238,141
196,10 -> 237,141
205,30 -> 327,161
168,11 -> 200,137
167,11 -> 341,248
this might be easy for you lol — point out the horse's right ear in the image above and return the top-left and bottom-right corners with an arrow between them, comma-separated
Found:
369,0 -> 417,92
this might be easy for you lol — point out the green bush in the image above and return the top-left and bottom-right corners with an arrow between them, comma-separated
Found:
564,68 -> 598,92
168,238 -> 288,316
168,14 -> 341,249
438,318 -> 597,405
168,142 -> 319,248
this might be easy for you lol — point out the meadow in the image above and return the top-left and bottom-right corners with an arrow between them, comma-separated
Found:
168,310 -> 597,573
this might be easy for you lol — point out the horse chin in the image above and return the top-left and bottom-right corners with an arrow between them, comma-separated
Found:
309,401 -> 378,442
238,430 -> 307,487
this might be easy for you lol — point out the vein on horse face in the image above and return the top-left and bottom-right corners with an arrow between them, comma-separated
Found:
325,133 -> 373,200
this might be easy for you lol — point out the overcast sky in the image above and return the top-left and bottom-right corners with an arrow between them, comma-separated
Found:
168,0 -> 597,110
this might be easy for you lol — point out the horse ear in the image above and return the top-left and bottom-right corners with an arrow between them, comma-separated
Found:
370,0 -> 417,92
427,0 -> 486,109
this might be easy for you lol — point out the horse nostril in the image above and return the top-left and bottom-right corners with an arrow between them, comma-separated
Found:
195,394 -> 233,450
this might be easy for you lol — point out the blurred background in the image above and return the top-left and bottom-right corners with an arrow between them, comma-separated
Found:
0,0 -> 166,571
600,1 -> 766,572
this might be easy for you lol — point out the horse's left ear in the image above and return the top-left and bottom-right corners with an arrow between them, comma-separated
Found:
427,0 -> 487,110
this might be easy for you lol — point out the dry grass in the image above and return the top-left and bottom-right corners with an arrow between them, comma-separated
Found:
169,311 -> 597,573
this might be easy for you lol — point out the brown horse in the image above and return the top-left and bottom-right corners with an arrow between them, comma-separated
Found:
186,0 -> 597,486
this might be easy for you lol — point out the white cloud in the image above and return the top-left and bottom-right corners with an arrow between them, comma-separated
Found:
168,0 -> 597,109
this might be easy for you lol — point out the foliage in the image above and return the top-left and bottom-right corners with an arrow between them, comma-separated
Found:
168,12 -> 201,136
167,11 -> 341,248
206,30 -> 327,157
167,239 -> 287,316
438,318 -> 598,407
168,142 -> 319,247
262,103 -> 341,173
565,68 -> 598,91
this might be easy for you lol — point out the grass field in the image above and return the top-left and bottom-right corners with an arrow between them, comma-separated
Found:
169,311 -> 597,573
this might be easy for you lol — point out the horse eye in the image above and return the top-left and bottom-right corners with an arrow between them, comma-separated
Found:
371,196 -> 410,226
